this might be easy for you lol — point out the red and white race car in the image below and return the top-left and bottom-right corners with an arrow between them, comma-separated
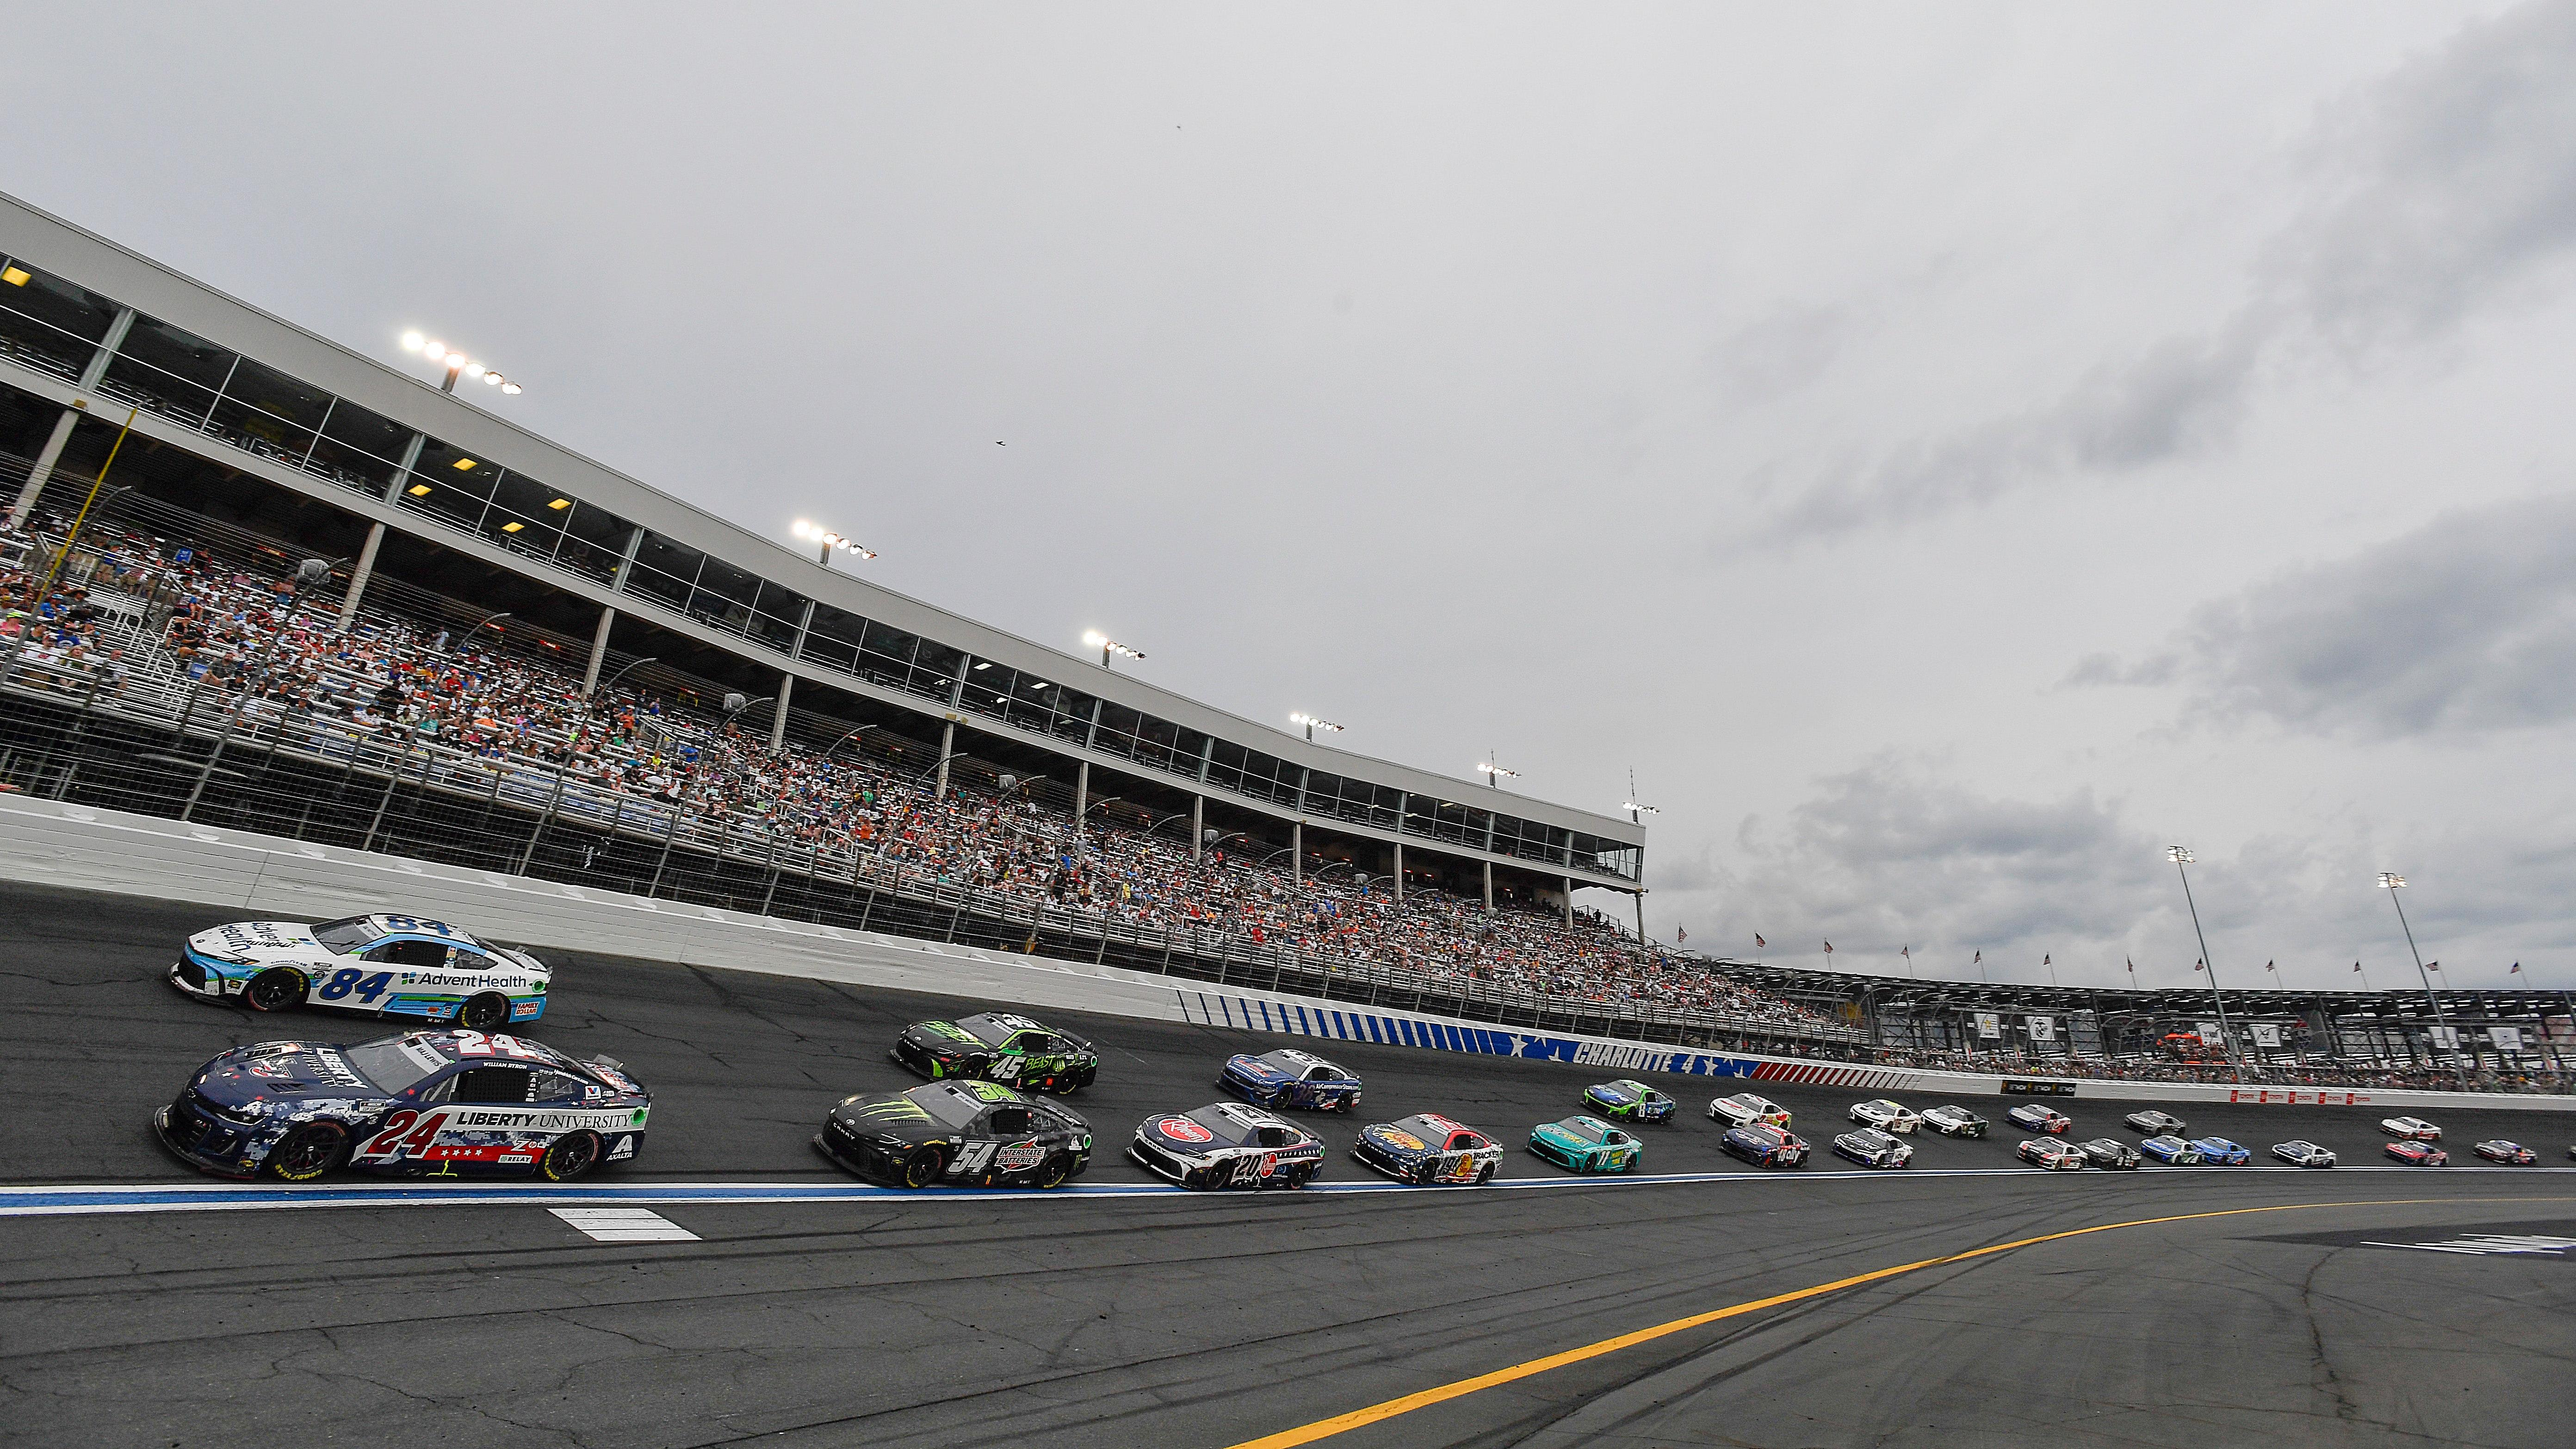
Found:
2017,1138 -> 2087,1171
2384,1140 -> 2448,1167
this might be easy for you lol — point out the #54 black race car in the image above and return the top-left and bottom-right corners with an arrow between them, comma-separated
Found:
817,1079 -> 1092,1188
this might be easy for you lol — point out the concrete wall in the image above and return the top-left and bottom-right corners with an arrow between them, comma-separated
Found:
4,794 -> 2567,1115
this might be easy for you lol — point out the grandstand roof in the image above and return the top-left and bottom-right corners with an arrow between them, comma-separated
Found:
1703,957 -> 2575,1018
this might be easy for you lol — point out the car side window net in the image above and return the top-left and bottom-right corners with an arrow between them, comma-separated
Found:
452,1066 -> 531,1104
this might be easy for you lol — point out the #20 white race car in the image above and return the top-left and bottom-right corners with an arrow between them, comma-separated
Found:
170,913 -> 548,1030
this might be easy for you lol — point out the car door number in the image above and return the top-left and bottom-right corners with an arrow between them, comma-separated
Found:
988,1056 -> 1022,1082
360,1109 -> 452,1160
316,968 -> 394,1004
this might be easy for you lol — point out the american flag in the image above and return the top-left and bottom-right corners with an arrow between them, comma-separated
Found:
1755,933 -> 1766,949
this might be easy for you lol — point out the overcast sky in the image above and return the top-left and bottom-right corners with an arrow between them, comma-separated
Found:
14,3 -> 2572,990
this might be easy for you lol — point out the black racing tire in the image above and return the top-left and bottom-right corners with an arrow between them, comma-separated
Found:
266,1121 -> 347,1181
244,968 -> 305,1013
539,1131 -> 602,1182
1475,1162 -> 1496,1186
1413,1159 -> 1439,1186
1037,1153 -> 1071,1189
900,1146 -> 947,1189
459,992 -> 512,1031
961,1056 -> 990,1081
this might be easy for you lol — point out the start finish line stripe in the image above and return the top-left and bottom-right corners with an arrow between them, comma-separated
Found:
2,1165 -> 2567,1218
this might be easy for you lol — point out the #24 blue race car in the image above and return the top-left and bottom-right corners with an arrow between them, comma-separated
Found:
170,913 -> 548,1031
156,1028 -> 647,1181
1220,1048 -> 1362,1112
2188,1136 -> 2252,1165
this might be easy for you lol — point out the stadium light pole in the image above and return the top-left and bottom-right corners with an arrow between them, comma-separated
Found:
401,332 -> 521,397
2167,846 -> 2248,1083
1290,712 -> 1344,742
2379,873 -> 2471,1093
792,520 -> 877,569
450,610 -> 510,652
592,656 -> 658,698
1478,759 -> 1518,792
1084,631 -> 1143,669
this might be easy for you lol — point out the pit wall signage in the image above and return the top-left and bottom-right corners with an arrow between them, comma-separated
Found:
2002,1079 -> 2078,1097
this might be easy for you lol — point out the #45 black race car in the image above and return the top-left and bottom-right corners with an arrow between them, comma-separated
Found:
817,1079 -> 1093,1188
156,1029 -> 648,1181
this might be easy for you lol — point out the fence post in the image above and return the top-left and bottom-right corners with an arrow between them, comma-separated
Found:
360,736 -> 417,852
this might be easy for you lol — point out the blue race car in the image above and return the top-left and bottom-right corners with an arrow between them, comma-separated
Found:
2140,1134 -> 2203,1164
2188,1136 -> 2251,1165
1220,1048 -> 1362,1112
1720,1123 -> 1809,1168
155,1028 -> 648,1181
1582,1079 -> 1677,1123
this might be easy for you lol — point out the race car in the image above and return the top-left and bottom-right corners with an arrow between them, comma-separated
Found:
2124,1109 -> 2187,1136
1720,1123 -> 1808,1168
1832,1127 -> 1913,1169
1352,1113 -> 1503,1185
1528,1115 -> 1644,1174
2006,1103 -> 2072,1135
2140,1135 -> 2203,1165
1129,1101 -> 1323,1189
1709,1092 -> 1791,1129
155,1028 -> 646,1181
1920,1104 -> 1990,1138
2380,1116 -> 2441,1141
890,1012 -> 1097,1094
2077,1138 -> 2141,1169
816,1078 -> 1091,1188
1848,1099 -> 1921,1133
2271,1140 -> 2336,1168
168,913 -> 547,1030
2472,1139 -> 2538,1165
2189,1136 -> 2251,1165
1220,1048 -> 1362,1112
2384,1139 -> 2448,1167
1583,1079 -> 1678,1123
2017,1138 -> 2086,1170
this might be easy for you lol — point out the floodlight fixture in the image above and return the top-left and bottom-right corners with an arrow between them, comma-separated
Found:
1084,631 -> 1143,667
1290,712 -> 1344,740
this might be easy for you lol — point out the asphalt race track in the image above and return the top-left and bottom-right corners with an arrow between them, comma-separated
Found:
6,881 -> 2575,1448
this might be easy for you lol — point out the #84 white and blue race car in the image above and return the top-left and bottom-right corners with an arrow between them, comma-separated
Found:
169,913 -> 548,1030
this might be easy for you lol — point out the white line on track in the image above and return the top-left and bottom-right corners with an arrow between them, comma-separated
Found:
3,1165 -> 2567,1219
551,1207 -> 699,1242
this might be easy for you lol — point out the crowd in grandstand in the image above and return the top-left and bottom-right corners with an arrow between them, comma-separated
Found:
0,506 -> 1831,1035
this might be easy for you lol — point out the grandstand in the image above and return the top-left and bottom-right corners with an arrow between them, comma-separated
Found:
0,191 -> 1871,1054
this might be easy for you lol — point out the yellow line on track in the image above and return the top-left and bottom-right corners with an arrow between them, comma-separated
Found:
1225,1195 -> 2555,1449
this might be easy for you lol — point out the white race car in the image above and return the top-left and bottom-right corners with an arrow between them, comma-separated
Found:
2124,1109 -> 2188,1136
2378,1116 -> 2441,1141
2271,1140 -> 2336,1168
170,913 -> 548,1030
1848,1099 -> 1921,1133
1709,1092 -> 1791,1129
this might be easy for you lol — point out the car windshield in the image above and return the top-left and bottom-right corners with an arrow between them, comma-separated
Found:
311,916 -> 383,953
911,1085 -> 994,1128
1185,1105 -> 1252,1143
951,1016 -> 1016,1047
339,1034 -> 448,1094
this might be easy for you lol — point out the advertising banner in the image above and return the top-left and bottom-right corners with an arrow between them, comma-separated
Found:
2197,1020 -> 2223,1042
2025,1015 -> 2055,1044
2489,1026 -> 2523,1052
2430,1025 -> 2460,1050
2251,1022 -> 2280,1048
1975,1012 -> 2002,1040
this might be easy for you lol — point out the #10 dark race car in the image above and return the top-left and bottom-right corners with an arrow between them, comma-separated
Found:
2076,1138 -> 2141,1169
156,1029 -> 648,1181
817,1079 -> 1092,1188
891,1012 -> 1097,1093
1352,1113 -> 1502,1185
2471,1139 -> 2537,1165
2006,1104 -> 2072,1135
1721,1123 -> 1808,1168
1130,1101 -> 1324,1189
1220,1048 -> 1362,1112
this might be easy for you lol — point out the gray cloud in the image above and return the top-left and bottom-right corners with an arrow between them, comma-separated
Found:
2169,491 -> 2576,737
1755,0 -> 2576,544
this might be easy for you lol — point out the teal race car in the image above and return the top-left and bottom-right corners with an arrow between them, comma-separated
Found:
1581,1079 -> 1677,1123
1528,1115 -> 1643,1174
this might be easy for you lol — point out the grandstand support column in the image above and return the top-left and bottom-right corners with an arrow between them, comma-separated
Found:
935,721 -> 954,799
580,606 -> 616,694
770,672 -> 793,753
1634,890 -> 1646,946
1483,860 -> 1493,909
1071,760 -> 1089,849
1562,876 -> 1573,927
1189,795 -> 1202,861
5,410 -> 79,528
1292,822 -> 1302,885
1393,841 -> 1403,902
335,522 -> 385,632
